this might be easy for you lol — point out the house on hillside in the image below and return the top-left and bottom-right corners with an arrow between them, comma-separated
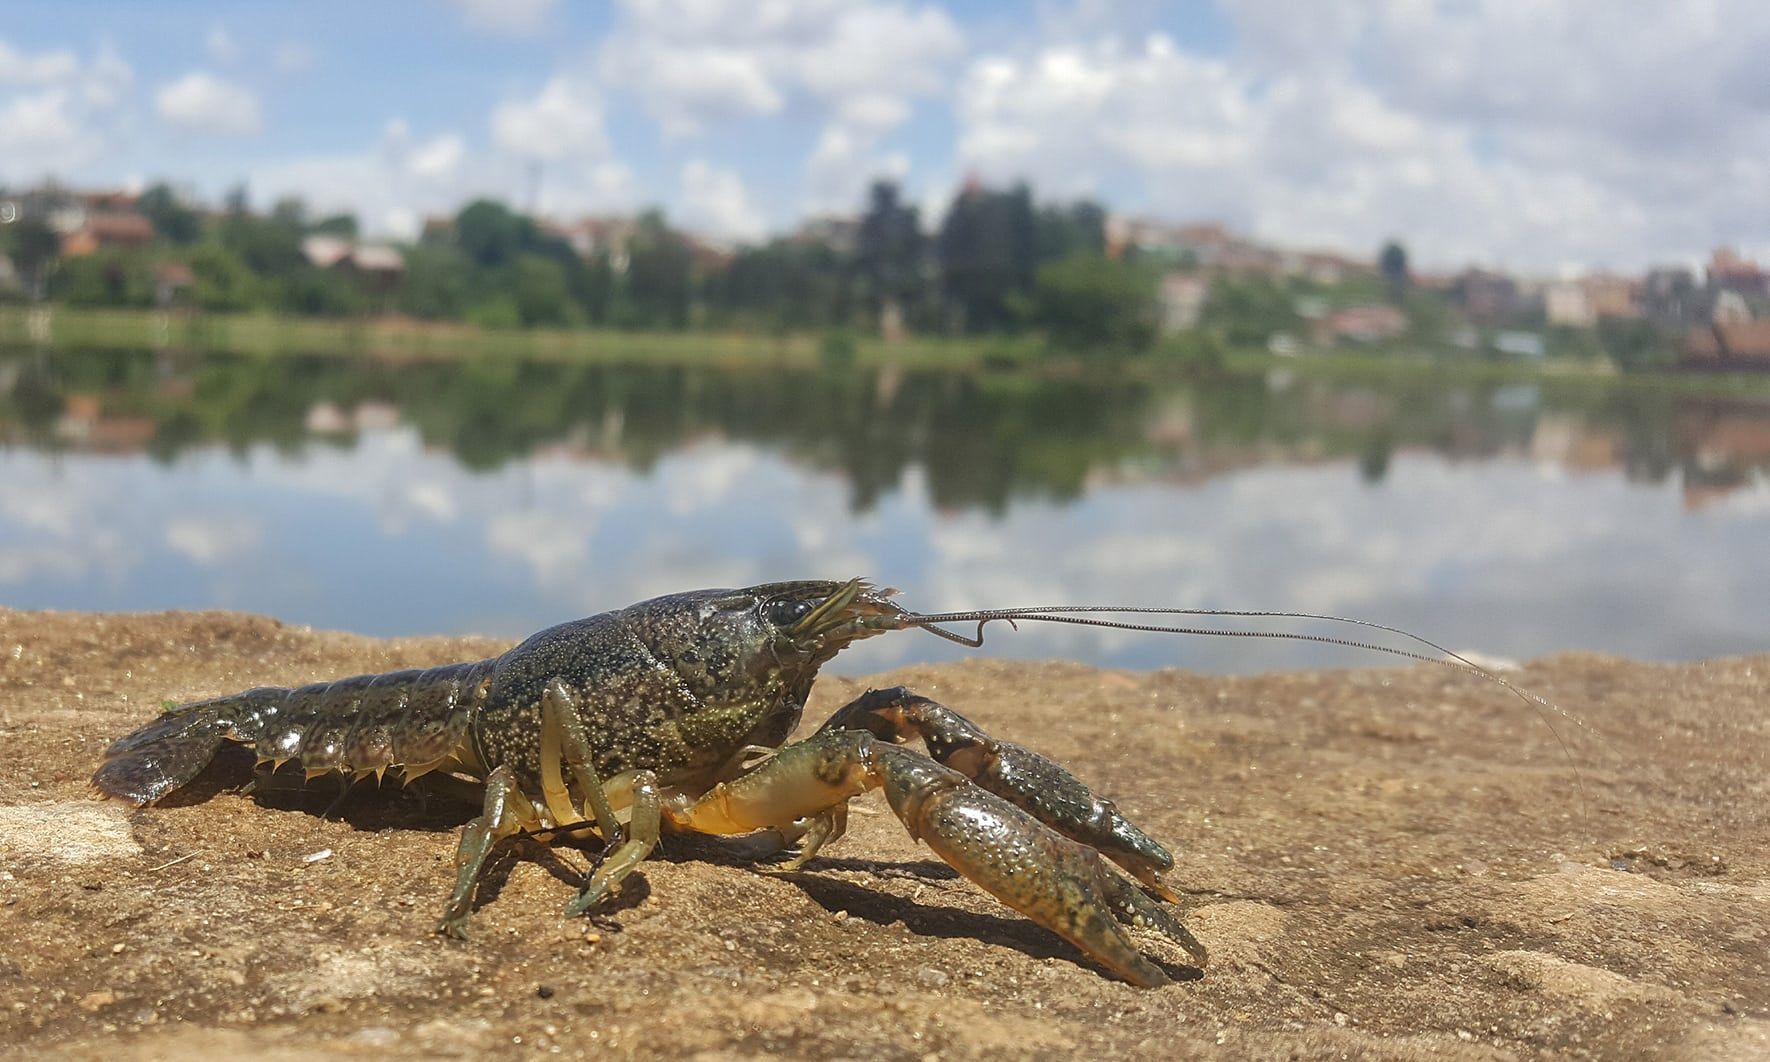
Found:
548,216 -> 638,272
1454,268 -> 1533,324
59,211 -> 155,257
301,236 -> 405,293
1708,247 -> 1768,301
1545,281 -> 1594,327
1157,272 -> 1210,333
1318,304 -> 1407,344
1641,267 -> 1706,329
1683,320 -> 1770,370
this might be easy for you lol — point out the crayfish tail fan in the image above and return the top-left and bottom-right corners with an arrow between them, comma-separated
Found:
91,694 -> 257,805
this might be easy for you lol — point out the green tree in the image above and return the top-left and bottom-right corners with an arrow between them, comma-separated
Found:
1379,240 -> 1410,298
707,239 -> 851,332
1030,252 -> 1156,354
574,250 -> 617,325
309,213 -> 359,238
49,250 -> 154,306
270,196 -> 309,228
510,254 -> 576,327
5,215 -> 60,297
624,210 -> 692,328
1036,200 -> 1106,261
218,212 -> 305,279
1202,276 -> 1303,347
136,183 -> 202,244
455,199 -> 537,269
1597,317 -> 1672,371
188,245 -> 259,311
937,182 -> 1039,332
279,266 -> 367,316
855,180 -> 924,332
398,244 -> 475,320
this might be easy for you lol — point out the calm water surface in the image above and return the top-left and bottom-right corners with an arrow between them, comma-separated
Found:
2,346 -> 1767,674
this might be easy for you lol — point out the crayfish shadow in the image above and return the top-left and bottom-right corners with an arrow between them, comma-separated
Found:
772,870 -> 1200,985
467,838 -> 651,921
182,747 -> 481,833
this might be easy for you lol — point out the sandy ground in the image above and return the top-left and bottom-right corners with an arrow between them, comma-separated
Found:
0,607 -> 1765,1060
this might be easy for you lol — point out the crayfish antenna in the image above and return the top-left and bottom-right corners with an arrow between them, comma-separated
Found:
899,604 -> 1603,808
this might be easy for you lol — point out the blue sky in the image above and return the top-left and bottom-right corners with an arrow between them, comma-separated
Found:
3,1 -> 1766,271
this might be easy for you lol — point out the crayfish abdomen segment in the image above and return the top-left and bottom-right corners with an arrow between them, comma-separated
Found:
92,659 -> 497,804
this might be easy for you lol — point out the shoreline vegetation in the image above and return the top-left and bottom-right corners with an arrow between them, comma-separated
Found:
7,304 -> 1768,398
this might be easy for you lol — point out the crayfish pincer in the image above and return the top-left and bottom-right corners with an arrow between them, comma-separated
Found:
95,578 -> 1523,986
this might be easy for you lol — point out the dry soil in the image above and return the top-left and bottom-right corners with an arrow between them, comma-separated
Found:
0,607 -> 1766,1060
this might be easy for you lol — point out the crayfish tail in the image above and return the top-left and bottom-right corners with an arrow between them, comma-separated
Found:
92,700 -> 235,805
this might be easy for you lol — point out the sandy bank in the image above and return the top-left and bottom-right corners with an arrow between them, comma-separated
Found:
0,607 -> 1765,1059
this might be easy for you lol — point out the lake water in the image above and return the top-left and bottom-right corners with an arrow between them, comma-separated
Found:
2,346 -> 1767,674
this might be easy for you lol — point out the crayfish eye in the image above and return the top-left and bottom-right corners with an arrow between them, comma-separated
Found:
765,598 -> 815,629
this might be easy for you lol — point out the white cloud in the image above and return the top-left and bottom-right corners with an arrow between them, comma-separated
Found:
2,89 -> 94,172
449,0 -> 559,37
0,39 -> 132,179
601,42 -> 782,137
252,119 -> 480,238
491,75 -> 610,162
601,0 -> 962,138
205,26 -> 239,65
408,132 -> 465,180
155,70 -> 261,135
164,515 -> 262,565
806,123 -> 909,212
273,41 -> 315,75
0,39 -> 79,83
954,21 -> 1770,271
485,76 -> 641,217
679,158 -> 765,242
81,43 -> 133,110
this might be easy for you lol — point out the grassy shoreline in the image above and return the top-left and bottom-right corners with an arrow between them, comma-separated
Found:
4,304 -> 1766,397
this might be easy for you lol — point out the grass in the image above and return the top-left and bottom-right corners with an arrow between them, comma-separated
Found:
4,304 -> 1767,398
0,305 -> 1035,371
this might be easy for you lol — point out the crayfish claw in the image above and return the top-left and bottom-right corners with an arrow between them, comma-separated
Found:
875,744 -> 1201,987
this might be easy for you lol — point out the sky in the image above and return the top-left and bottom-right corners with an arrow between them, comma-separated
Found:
1,0 -> 1765,273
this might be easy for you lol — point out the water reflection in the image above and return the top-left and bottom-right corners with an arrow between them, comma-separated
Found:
1,347 -> 1767,672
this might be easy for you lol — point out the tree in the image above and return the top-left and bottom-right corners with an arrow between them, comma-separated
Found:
270,196 -> 309,228
1379,240 -> 1410,298
49,250 -> 154,306
309,213 -> 359,238
624,210 -> 692,328
455,199 -> 537,269
398,244 -> 474,320
188,245 -> 259,311
136,183 -> 201,244
937,182 -> 1038,332
1597,317 -> 1672,371
1202,276 -> 1302,347
855,180 -> 924,333
1030,252 -> 1156,354
509,254 -> 576,327
5,216 -> 60,297
1036,200 -> 1106,262
707,239 -> 851,332
218,211 -> 305,278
